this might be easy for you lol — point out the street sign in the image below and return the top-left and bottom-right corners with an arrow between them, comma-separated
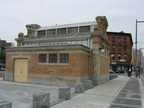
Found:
130,61 -> 136,64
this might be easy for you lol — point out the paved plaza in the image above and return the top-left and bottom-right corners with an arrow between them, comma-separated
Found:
0,72 -> 144,108
0,79 -> 74,108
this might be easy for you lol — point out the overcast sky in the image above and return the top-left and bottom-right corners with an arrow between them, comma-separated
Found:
0,0 -> 144,50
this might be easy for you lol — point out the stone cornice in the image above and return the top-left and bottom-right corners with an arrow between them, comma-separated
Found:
6,45 -> 90,52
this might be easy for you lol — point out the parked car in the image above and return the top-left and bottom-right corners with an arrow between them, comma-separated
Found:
115,70 -> 125,73
109,69 -> 114,73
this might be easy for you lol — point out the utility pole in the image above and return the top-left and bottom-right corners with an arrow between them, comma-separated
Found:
135,20 -> 144,78
135,19 -> 137,74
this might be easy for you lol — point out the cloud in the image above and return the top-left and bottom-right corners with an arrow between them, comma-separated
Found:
0,0 -> 144,47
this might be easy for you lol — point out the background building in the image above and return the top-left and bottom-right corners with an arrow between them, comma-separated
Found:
141,56 -> 144,72
0,39 -> 12,70
138,49 -> 144,70
0,39 -> 12,63
133,49 -> 144,72
107,31 -> 133,72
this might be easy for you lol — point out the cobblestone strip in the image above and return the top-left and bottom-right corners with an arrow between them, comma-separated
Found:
110,78 -> 142,108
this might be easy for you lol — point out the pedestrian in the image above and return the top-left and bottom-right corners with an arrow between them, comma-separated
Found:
128,72 -> 131,77
135,72 -> 139,78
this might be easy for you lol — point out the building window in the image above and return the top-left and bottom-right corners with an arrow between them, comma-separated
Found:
128,54 -> 132,61
124,54 -> 127,60
118,38 -> 121,43
124,38 -> 127,43
39,54 -> 47,63
112,45 -> 116,51
49,54 -> 57,63
112,54 -> 115,60
47,29 -> 55,36
118,54 -> 121,60
112,37 -> 115,43
38,30 -> 46,37
79,26 -> 90,33
118,45 -> 121,51
60,53 -> 69,63
68,27 -> 78,34
124,45 -> 127,51
57,28 -> 66,35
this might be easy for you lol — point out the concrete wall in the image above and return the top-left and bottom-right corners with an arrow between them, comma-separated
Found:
4,72 -> 89,86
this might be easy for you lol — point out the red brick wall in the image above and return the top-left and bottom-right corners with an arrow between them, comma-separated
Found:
107,32 -> 132,62
5,54 -> 14,73
6,53 -> 88,77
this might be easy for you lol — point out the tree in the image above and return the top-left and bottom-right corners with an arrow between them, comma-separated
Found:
0,47 -> 6,64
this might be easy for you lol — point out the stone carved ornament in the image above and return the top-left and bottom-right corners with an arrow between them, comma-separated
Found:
15,32 -> 24,46
25,24 -> 41,37
15,24 -> 41,46
94,16 -> 108,36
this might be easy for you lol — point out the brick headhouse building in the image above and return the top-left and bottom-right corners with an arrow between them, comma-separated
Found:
107,31 -> 133,72
5,16 -> 111,86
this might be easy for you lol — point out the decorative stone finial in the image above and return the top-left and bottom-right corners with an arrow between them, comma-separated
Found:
25,24 -> 41,37
94,16 -> 108,36
18,32 -> 24,37
15,32 -> 24,46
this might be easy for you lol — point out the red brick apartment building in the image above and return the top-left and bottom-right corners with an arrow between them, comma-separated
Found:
107,31 -> 133,72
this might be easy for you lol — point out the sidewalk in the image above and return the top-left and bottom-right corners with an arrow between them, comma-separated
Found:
140,77 -> 144,108
0,75 -> 143,108
51,75 -> 130,108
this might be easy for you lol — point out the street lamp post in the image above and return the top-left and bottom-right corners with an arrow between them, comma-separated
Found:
135,20 -> 144,78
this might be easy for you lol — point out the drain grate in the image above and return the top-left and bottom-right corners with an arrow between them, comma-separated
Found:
117,92 -> 141,99
123,86 -> 140,90
121,89 -> 140,94
113,98 -> 142,106
110,104 -> 140,108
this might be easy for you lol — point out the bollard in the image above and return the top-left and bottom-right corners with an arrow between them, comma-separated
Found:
84,80 -> 93,90
110,75 -> 112,80
33,92 -> 50,108
59,86 -> 70,100
0,101 -> 12,108
75,83 -> 85,93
